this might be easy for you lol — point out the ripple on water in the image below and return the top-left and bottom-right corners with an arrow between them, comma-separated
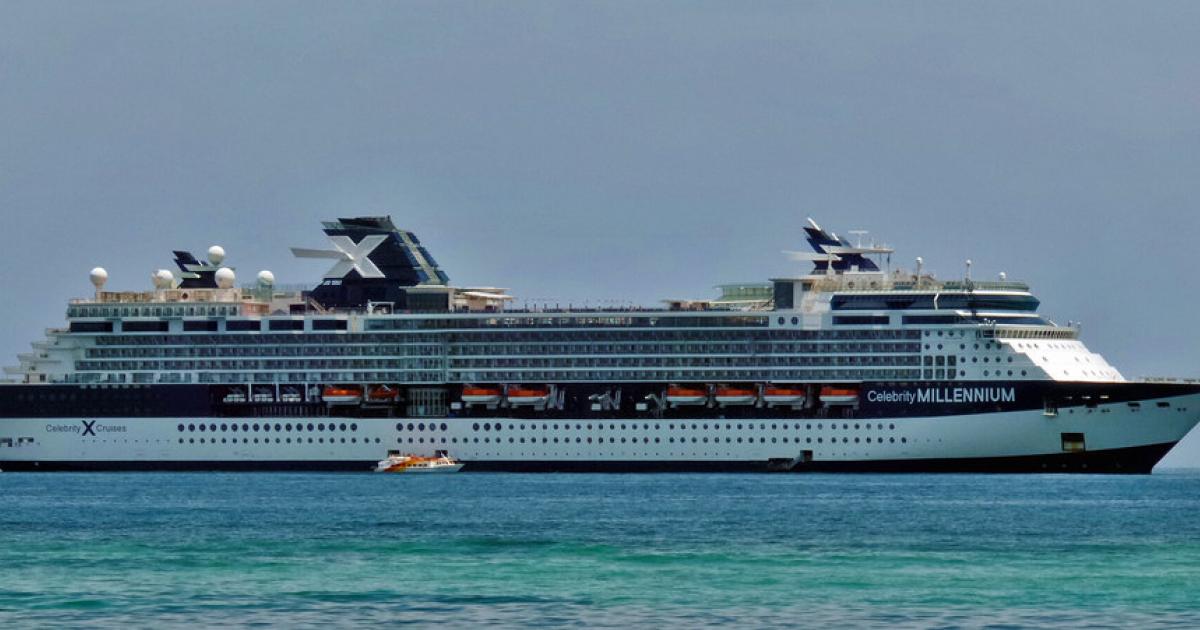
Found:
0,471 -> 1198,628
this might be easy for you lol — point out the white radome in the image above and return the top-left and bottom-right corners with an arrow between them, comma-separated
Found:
207,245 -> 226,266
152,269 -> 175,289
215,267 -> 236,289
257,270 -> 275,286
89,267 -> 108,289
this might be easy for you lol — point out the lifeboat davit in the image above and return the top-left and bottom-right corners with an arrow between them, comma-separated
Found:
763,385 -> 807,407
666,385 -> 709,406
507,386 -> 552,406
462,385 -> 503,405
366,384 -> 399,403
819,385 -> 859,405
322,384 -> 363,404
714,386 -> 758,406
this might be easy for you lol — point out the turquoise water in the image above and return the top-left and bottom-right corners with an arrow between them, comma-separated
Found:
2,472 -> 1198,628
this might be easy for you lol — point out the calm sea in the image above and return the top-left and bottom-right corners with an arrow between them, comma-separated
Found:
1,471 -> 1198,628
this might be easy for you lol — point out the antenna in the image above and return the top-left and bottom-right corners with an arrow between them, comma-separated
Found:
915,257 -> 924,288
965,259 -> 973,281
848,230 -> 868,248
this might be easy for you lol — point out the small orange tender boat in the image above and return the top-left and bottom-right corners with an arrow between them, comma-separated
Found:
819,385 -> 859,405
666,385 -> 709,406
714,386 -> 758,406
462,385 -> 503,405
374,450 -> 463,473
507,386 -> 552,406
366,384 -> 399,402
322,384 -> 363,404
763,386 -> 807,406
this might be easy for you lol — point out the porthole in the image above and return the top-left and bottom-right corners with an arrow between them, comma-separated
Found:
177,424 -> 185,432
472,423 -> 480,431
198,424 -> 205,432
418,423 -> 425,431
440,423 -> 447,431
351,423 -> 359,431
339,423 -> 347,431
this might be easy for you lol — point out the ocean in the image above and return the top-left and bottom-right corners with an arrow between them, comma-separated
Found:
1,471 -> 1198,628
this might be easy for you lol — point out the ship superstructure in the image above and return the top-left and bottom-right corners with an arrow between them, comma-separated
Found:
2,216 -> 1196,472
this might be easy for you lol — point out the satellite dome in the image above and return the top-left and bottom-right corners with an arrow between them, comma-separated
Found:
215,267 -> 236,289
257,270 -> 275,286
152,269 -> 175,289
89,267 -> 108,289
207,245 -> 226,265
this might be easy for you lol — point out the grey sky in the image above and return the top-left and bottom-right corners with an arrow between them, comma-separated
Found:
3,1 -> 1199,465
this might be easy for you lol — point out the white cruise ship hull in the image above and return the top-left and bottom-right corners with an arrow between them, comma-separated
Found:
3,391 -> 1197,473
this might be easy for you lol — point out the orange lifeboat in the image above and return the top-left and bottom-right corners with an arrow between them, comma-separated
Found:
714,385 -> 757,406
366,384 -> 399,403
507,385 -> 552,406
666,385 -> 709,406
819,385 -> 859,406
462,385 -> 503,405
763,385 -> 807,407
322,384 -> 363,404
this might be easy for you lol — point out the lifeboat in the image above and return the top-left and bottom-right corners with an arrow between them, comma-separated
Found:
461,385 -> 502,405
366,384 -> 399,403
666,385 -> 709,406
507,385 -> 552,406
819,385 -> 859,406
763,385 -> 807,407
714,386 -> 758,406
322,384 -> 363,404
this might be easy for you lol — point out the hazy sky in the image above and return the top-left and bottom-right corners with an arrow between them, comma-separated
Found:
3,1 -> 1200,465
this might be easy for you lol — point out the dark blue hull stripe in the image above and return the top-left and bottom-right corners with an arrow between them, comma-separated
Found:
0,442 -> 1174,474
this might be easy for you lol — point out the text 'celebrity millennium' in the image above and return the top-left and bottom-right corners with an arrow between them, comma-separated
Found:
3,216 -> 1198,472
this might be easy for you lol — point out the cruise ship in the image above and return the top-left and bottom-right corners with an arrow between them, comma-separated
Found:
2,216 -> 1197,473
